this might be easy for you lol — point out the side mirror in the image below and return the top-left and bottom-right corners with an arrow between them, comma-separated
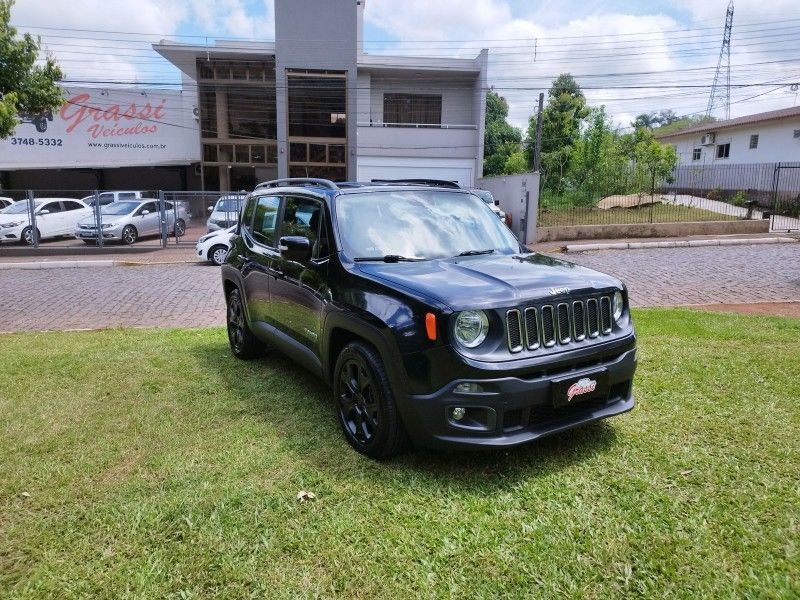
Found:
39,209 -> 50,215
141,210 -> 150,216
279,236 -> 312,262
208,205 -> 214,212
494,199 -> 500,206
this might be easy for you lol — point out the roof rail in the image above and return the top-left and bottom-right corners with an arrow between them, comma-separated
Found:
370,178 -> 461,189
254,178 -> 339,191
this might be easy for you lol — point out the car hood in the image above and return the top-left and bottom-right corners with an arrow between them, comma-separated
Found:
354,252 -> 621,311
209,211 -> 238,221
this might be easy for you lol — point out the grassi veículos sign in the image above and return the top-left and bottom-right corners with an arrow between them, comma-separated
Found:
0,86 -> 200,170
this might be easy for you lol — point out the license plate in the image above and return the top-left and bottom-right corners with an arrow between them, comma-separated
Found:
551,369 -> 609,408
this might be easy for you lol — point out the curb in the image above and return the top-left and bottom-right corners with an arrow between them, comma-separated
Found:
563,237 -> 799,253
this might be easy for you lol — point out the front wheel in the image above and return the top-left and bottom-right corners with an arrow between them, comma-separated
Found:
21,226 -> 40,246
121,225 -> 138,245
208,244 -> 228,266
333,341 -> 409,459
226,287 -> 264,359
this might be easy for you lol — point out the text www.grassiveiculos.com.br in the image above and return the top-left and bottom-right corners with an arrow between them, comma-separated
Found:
88,142 -> 166,150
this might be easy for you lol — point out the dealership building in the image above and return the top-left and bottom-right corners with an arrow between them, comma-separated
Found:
0,0 -> 487,192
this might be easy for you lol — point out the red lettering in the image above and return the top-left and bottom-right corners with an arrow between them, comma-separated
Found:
138,103 -> 153,120
61,93 -> 164,137
153,99 -> 166,120
103,105 -> 120,121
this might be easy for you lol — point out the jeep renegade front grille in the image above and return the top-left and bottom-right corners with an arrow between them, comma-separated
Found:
506,295 -> 614,354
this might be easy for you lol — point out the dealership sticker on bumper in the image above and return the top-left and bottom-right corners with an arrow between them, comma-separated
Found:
551,369 -> 609,408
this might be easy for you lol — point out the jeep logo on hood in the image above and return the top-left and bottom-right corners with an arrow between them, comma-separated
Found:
549,286 -> 570,295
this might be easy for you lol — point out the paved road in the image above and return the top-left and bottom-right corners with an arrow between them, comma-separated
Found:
0,243 -> 798,332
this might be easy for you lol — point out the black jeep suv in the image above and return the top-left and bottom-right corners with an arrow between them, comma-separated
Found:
221,178 -> 636,458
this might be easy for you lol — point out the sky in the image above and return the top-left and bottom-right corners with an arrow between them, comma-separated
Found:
10,0 -> 800,132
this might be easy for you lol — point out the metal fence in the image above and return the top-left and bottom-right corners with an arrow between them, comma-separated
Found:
537,162 -> 800,232
0,189 -> 243,250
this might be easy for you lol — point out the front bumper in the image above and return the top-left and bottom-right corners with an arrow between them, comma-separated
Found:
400,346 -> 637,450
75,225 -> 123,240
1,224 -> 24,241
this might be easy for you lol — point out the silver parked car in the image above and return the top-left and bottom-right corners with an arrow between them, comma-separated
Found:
74,200 -> 188,244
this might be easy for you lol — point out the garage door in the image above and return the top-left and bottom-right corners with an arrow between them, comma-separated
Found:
357,156 -> 475,187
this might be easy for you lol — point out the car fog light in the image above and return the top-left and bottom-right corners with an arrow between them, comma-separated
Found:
454,382 -> 483,393
612,291 -> 624,321
451,407 -> 466,421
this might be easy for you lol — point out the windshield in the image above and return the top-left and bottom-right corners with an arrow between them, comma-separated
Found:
215,198 -> 242,212
3,201 -> 35,214
336,190 -> 519,260
101,202 -> 140,215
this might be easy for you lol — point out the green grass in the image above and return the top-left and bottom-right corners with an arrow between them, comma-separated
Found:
538,204 -> 737,227
1,310 -> 799,598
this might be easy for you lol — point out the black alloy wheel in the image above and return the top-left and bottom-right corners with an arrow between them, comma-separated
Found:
174,219 -> 186,237
121,225 -> 138,245
333,341 -> 408,459
226,287 -> 263,359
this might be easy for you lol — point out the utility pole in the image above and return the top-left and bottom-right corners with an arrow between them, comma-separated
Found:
533,92 -> 544,172
706,0 -> 734,119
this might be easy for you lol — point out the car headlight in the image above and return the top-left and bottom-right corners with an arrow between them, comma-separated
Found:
453,310 -> 489,348
1,221 -> 24,228
101,223 -> 117,229
612,291 -> 624,321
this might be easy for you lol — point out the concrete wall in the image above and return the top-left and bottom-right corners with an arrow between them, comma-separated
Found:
274,0 -> 358,180
476,172 -> 539,244
365,74 -> 475,125
668,118 -> 800,165
536,218 -> 770,242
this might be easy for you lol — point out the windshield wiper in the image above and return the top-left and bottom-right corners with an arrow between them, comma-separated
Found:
456,249 -> 495,257
353,255 -> 425,263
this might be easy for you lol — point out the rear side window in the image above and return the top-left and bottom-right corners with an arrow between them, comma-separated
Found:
62,201 -> 84,211
118,192 -> 137,200
252,196 -> 280,247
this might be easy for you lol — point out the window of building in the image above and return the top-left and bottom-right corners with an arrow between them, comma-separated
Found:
383,94 -> 442,126
749,134 -> 759,149
287,73 -> 346,138
692,148 -> 701,161
716,143 -> 730,159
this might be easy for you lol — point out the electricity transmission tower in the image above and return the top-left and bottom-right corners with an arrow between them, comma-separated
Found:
706,0 -> 734,119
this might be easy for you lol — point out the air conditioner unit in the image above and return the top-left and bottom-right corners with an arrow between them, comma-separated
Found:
700,133 -> 716,146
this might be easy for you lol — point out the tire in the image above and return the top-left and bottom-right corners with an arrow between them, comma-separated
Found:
226,287 -> 264,359
174,218 -> 186,237
21,226 -> 40,246
121,225 -> 138,245
333,341 -> 409,459
34,118 -> 47,133
208,244 -> 229,266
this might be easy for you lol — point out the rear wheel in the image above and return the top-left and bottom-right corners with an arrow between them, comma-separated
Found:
334,341 -> 408,459
209,244 -> 228,266
174,218 -> 186,237
226,287 -> 264,359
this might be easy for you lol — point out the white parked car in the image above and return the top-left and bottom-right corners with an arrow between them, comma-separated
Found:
196,226 -> 236,265
206,195 -> 245,232
471,189 -> 510,226
0,197 -> 17,209
74,199 -> 187,245
80,191 -> 150,207
0,198 -> 92,245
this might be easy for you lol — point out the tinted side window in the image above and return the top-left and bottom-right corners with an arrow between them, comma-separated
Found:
63,201 -> 83,211
118,192 -> 136,200
99,193 -> 114,205
280,196 -> 321,239
136,202 -> 157,215
41,202 -> 62,214
252,196 -> 280,246
241,196 -> 256,232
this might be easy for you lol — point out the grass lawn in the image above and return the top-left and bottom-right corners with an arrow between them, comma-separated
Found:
538,204 -> 737,227
1,310 -> 798,597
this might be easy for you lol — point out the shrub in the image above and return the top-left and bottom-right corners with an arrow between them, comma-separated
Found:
706,188 -> 724,202
731,190 -> 747,207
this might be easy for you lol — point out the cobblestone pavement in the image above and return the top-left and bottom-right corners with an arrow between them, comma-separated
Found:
0,264 -> 224,333
0,244 -> 798,333
552,243 -> 800,307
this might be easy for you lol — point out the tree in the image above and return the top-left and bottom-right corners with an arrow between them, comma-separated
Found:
503,151 -> 528,175
483,90 -> 522,176
634,134 -> 679,195
632,109 -> 680,130
653,114 -> 716,136
525,73 -> 589,190
0,0 -> 63,139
